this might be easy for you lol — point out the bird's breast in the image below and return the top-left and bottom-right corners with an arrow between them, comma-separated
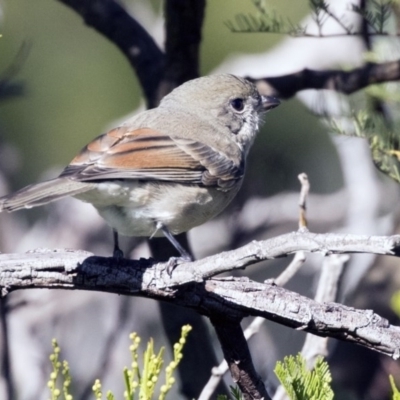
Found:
74,180 -> 241,237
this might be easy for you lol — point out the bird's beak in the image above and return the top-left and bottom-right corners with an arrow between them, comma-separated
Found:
260,95 -> 280,112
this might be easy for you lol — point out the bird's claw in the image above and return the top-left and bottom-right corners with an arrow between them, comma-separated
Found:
166,255 -> 192,276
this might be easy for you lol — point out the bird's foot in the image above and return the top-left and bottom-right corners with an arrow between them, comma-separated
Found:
112,229 -> 124,259
166,254 -> 192,276
113,247 -> 124,259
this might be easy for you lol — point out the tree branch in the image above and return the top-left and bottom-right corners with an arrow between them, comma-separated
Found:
199,250 -> 307,400
2,231 -> 400,290
156,0 -> 206,101
251,59 -> 400,98
57,0 -> 164,107
2,231 -> 400,359
0,42 -> 29,102
211,318 -> 271,400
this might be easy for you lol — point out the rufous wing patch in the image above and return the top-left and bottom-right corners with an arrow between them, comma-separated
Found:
61,127 -> 243,190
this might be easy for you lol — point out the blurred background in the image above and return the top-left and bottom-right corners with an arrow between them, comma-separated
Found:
0,0 -> 399,399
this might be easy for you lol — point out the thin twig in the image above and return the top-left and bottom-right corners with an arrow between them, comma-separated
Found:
320,4 -> 353,35
0,298 -> 13,400
0,42 -> 30,101
79,297 -> 131,399
198,362 -> 228,400
274,252 -> 307,287
298,173 -> 310,230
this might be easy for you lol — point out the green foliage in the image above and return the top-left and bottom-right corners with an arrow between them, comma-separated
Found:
217,386 -> 243,400
225,0 -> 304,36
331,109 -> 400,183
274,354 -> 334,400
100,324 -> 192,400
351,0 -> 394,34
229,386 -> 243,400
92,379 -> 115,400
226,0 -> 397,37
390,375 -> 400,400
47,339 -> 73,400
390,290 -> 400,318
46,325 -> 192,400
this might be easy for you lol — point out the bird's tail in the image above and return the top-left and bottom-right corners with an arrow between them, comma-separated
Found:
0,178 -> 92,212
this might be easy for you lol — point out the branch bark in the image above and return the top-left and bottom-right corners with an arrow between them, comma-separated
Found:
156,0 -> 205,100
251,59 -> 400,98
2,231 -> 400,359
57,0 -> 164,107
211,318 -> 271,400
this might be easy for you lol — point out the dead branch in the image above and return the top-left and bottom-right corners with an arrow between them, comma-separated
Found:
57,0 -> 164,107
251,60 -> 400,98
1,231 -> 400,359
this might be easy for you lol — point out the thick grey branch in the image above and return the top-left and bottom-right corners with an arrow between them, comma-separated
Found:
1,231 -> 400,358
2,232 -> 400,290
206,278 -> 400,359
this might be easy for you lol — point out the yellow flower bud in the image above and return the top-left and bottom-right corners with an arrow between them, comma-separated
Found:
160,385 -> 168,393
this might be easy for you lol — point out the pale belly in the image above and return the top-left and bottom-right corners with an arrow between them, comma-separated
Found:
74,180 -> 240,237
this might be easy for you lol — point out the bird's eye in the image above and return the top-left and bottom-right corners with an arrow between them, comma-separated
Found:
230,98 -> 245,112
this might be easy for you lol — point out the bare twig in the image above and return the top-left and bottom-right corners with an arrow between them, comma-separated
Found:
320,4 -> 353,35
0,42 -> 30,102
268,174 -> 308,286
0,298 -> 13,400
313,254 -> 348,303
79,297 -> 131,399
298,173 -> 310,231
250,60 -> 400,99
57,0 -> 164,107
198,360 -> 229,400
302,254 -> 348,361
274,252 -> 307,287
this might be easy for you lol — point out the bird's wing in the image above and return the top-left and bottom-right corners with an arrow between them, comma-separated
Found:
60,127 -> 244,189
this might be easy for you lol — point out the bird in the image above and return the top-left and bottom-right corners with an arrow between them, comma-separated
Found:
0,74 -> 280,261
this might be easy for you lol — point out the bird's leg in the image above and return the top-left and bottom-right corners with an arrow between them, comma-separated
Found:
112,229 -> 124,258
155,223 -> 192,274
159,224 -> 192,261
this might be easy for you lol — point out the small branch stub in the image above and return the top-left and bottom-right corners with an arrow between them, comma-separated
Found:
298,173 -> 310,231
